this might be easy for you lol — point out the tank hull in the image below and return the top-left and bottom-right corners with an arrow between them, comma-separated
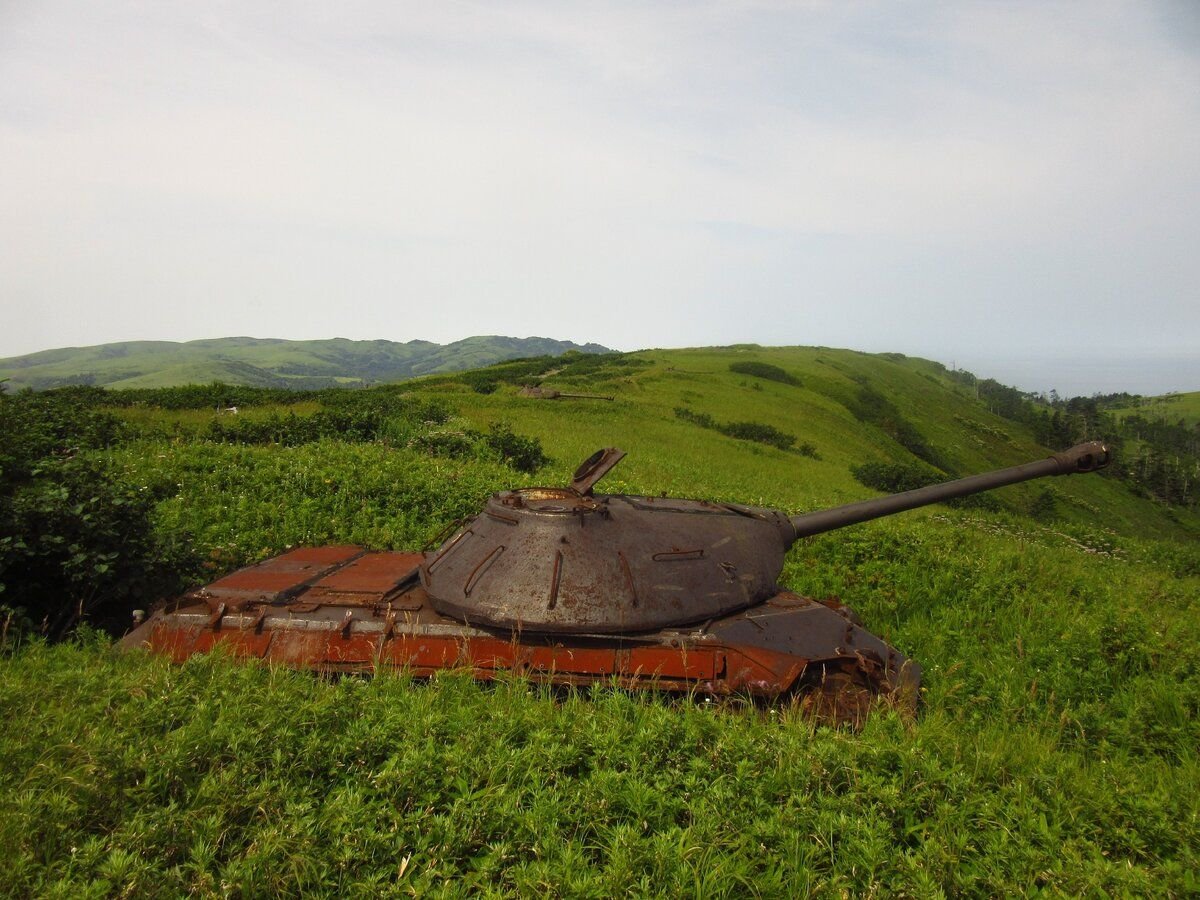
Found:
120,547 -> 919,725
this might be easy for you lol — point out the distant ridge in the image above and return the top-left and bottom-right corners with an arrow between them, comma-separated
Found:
0,336 -> 612,390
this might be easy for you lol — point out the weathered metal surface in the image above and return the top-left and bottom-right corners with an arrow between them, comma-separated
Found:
198,546 -> 364,609
420,491 -> 792,634
422,442 -> 1109,635
122,549 -> 916,715
519,386 -> 614,401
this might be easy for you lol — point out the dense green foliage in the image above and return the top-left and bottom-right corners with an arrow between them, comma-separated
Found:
0,387 -> 548,640
728,360 -> 802,386
849,461 -> 1002,511
1,346 -> 1197,895
0,388 -> 187,638
674,406 -> 815,455
845,384 -> 945,470
0,626 -> 1194,897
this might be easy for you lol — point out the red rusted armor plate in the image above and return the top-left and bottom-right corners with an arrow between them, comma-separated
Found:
121,555 -> 920,724
201,546 -> 364,607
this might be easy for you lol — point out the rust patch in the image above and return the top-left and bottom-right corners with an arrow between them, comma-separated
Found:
202,546 -> 364,608
310,552 -> 422,593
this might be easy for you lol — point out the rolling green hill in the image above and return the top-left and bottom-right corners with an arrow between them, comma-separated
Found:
396,345 -> 1195,539
1105,390 -> 1200,427
1,345 -> 1197,895
0,335 -> 611,390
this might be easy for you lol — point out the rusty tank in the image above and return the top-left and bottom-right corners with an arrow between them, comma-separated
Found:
519,386 -> 614,401
121,441 -> 1110,724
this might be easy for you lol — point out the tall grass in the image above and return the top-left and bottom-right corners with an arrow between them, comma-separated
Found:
2,635 -> 1196,897
2,346 -> 1197,895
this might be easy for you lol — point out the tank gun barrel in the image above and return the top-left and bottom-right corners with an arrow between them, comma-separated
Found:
786,441 -> 1110,543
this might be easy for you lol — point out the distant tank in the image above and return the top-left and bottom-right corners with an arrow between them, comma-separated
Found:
519,386 -> 614,401
121,441 -> 1110,725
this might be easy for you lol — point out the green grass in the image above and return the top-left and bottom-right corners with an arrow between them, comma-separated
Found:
0,336 -> 608,390
1106,390 -> 1200,427
2,613 -> 1196,896
2,345 -> 1198,896
113,402 -> 324,433
109,440 -> 523,564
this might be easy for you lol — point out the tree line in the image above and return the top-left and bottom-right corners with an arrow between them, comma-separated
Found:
945,370 -> 1198,508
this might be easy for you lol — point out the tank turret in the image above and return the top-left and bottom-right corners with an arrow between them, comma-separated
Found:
421,443 -> 1110,634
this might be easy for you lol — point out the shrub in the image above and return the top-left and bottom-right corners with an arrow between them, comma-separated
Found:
410,430 -> 478,460
1029,489 -> 1058,521
203,410 -> 391,446
728,361 -> 802,387
0,387 -> 125,482
0,392 -> 191,642
673,407 -> 716,430
465,376 -> 498,395
674,407 -> 798,452
486,422 -> 550,474
720,421 -> 795,451
850,461 -> 940,494
200,398 -> 452,448
848,385 -> 944,469
849,461 -> 1002,510
0,457 -> 190,639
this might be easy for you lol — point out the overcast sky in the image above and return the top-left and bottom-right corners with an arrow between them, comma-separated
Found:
2,1 -> 1198,394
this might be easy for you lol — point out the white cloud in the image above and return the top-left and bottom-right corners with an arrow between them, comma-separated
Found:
1,1 -> 1197,391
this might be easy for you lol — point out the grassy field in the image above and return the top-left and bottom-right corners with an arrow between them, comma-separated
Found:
2,346 -> 1197,896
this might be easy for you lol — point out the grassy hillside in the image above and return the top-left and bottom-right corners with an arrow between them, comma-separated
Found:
431,346 -> 1196,539
1,346 -> 1197,896
1106,390 -> 1200,427
0,335 -> 610,390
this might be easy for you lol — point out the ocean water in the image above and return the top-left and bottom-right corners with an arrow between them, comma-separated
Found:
952,352 -> 1200,398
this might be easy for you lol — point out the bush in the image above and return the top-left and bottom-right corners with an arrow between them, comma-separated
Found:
674,408 -> 798,451
848,385 -> 944,469
720,421 -> 796,451
728,361 -> 802,386
107,382 -> 315,409
201,399 -> 452,448
0,387 -> 125,483
1029,489 -> 1058,521
0,457 -> 187,641
410,430 -> 478,460
849,461 -> 1003,510
0,389 -> 194,640
486,422 -> 550,474
674,407 -> 715,429
464,376 -> 498,395
204,410 -> 390,446
850,461 -> 941,494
